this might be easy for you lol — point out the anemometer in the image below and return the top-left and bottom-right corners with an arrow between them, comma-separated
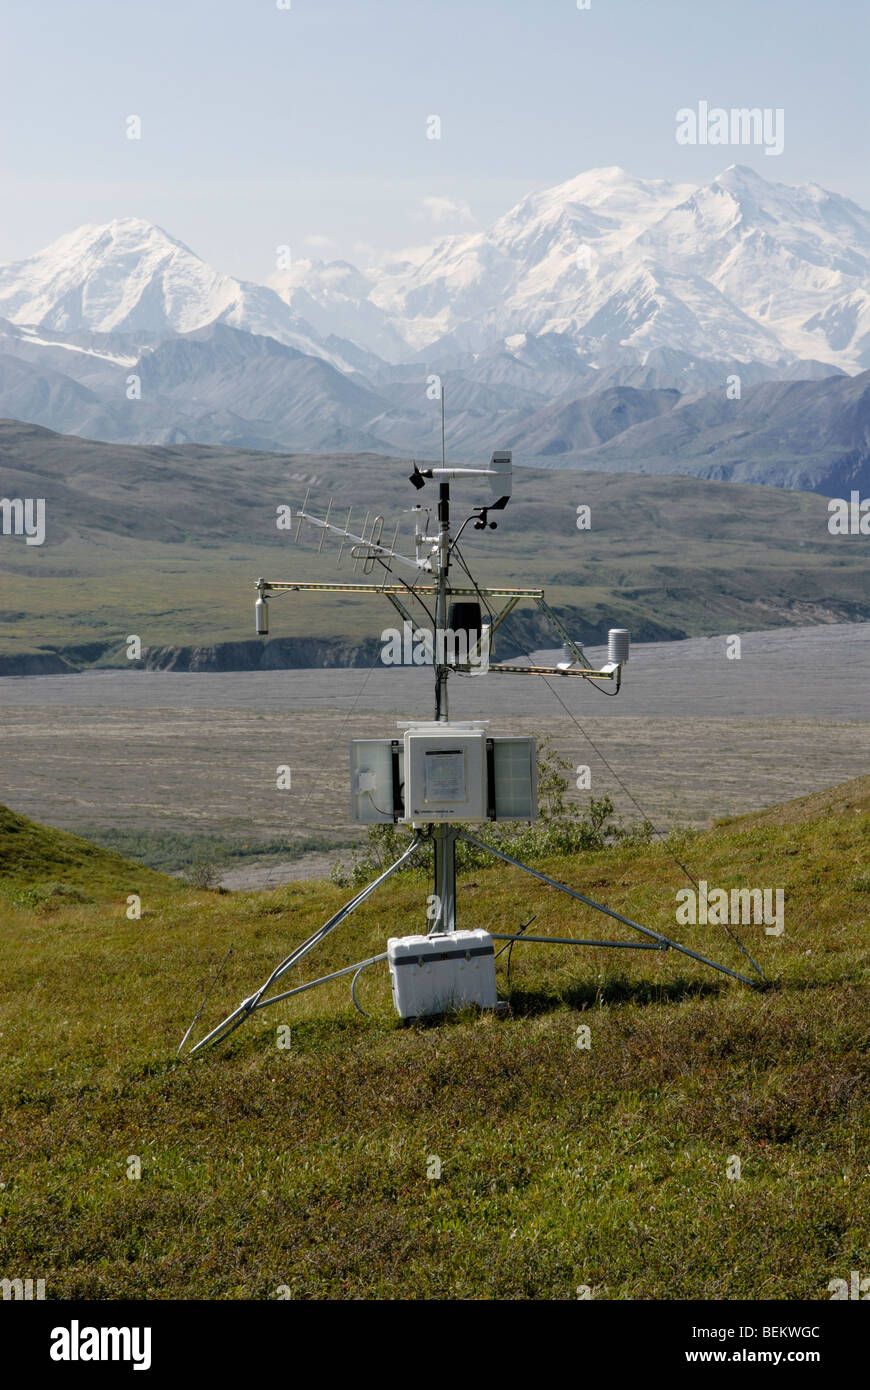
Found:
181,396 -> 758,1054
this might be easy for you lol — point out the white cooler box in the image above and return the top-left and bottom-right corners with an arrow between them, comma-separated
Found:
387,929 -> 498,1019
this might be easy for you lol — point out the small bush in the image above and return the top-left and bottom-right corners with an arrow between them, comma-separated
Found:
184,857 -> 223,890
9,881 -> 91,913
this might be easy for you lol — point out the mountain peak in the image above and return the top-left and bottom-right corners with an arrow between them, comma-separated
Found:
710,163 -> 846,210
563,165 -> 635,187
62,216 -> 198,258
547,165 -> 683,206
718,163 -> 766,181
99,214 -> 173,235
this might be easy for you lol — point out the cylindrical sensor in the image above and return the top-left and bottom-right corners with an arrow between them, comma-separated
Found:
608,627 -> 630,664
255,594 -> 269,635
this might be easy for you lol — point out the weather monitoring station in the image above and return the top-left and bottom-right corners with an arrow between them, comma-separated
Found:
181,402 -> 761,1055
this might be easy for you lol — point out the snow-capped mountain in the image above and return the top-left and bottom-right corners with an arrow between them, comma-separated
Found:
5,166 -> 870,380
1,166 -> 868,479
0,218 -> 361,373
273,164 -> 870,372
371,167 -> 699,355
635,165 -> 870,368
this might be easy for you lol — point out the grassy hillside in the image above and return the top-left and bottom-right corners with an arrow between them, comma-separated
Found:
0,804 -> 178,899
0,782 -> 867,1299
1,419 -> 868,661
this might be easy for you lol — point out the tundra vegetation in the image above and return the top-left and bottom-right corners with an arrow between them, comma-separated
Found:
0,776 -> 867,1299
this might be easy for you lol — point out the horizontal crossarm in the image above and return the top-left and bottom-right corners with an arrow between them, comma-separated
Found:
257,581 -> 545,598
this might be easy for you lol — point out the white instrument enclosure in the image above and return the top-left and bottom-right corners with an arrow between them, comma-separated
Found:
388,929 -> 498,1018
349,726 -> 537,825
403,724 -> 487,823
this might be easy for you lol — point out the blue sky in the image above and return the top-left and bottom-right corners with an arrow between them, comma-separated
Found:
2,0 -> 869,280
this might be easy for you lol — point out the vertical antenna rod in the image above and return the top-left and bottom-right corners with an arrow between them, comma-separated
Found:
435,387 -> 449,722
441,386 -> 446,471
433,383 -> 452,929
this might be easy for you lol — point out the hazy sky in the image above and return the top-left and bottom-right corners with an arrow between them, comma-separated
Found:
2,0 -> 869,282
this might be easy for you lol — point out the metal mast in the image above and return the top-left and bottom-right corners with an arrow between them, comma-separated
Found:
433,387 -> 456,929
435,388 -> 449,724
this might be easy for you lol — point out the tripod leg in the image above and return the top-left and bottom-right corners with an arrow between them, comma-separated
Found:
186,834 -> 426,1054
458,831 -> 758,988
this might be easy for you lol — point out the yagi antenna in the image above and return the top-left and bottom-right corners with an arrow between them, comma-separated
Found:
294,494 -> 428,575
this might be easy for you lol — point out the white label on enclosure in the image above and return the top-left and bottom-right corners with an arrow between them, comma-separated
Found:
424,749 -> 466,802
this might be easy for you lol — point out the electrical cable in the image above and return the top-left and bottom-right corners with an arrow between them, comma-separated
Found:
363,789 -> 393,818
350,958 -> 379,1017
372,553 -> 437,628
451,541 -> 495,623
494,914 -> 537,991
445,540 -> 497,679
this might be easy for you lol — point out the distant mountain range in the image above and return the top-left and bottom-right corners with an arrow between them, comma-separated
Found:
1,164 -> 869,492
2,417 -> 867,676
